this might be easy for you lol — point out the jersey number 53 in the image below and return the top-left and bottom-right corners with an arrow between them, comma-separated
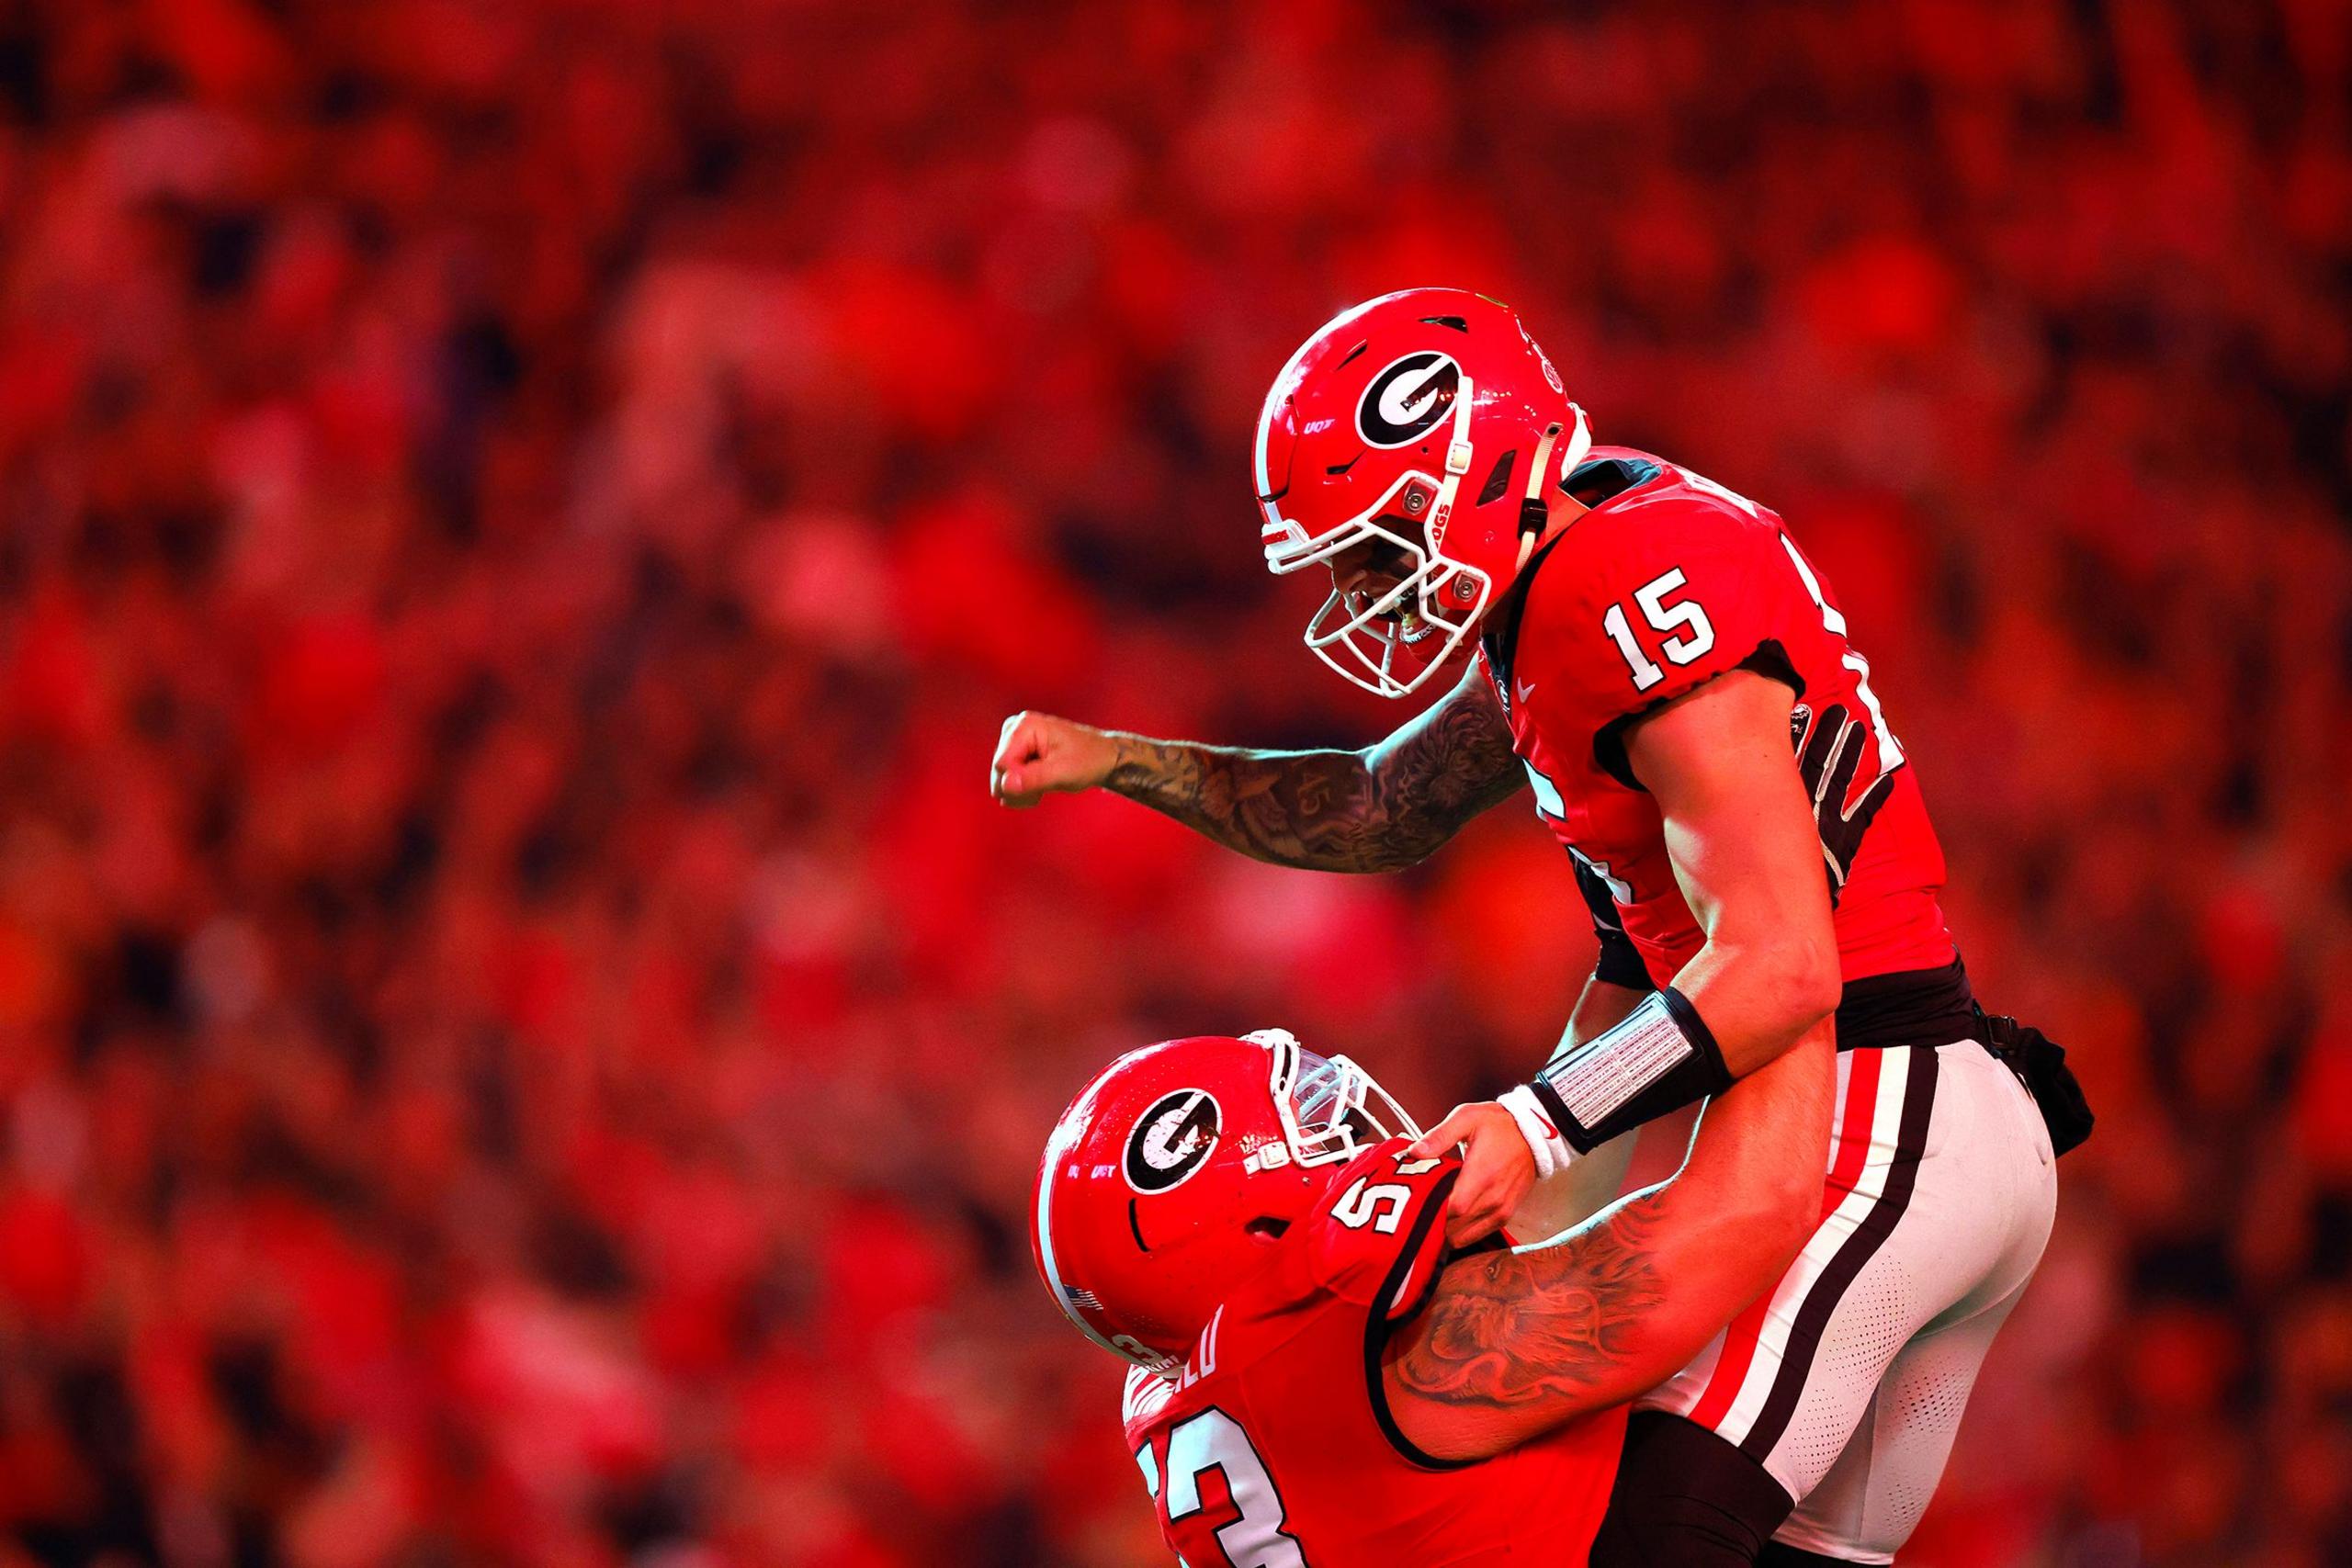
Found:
1137,1408 -> 1307,1567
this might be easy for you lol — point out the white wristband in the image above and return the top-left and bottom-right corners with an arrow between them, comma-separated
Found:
1498,1084 -> 1577,1182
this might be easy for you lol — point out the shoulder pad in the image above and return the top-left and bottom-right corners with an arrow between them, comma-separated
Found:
1510,485 -> 1807,764
1302,1139 -> 1462,1324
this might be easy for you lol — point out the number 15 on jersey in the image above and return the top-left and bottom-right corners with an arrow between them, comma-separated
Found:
1601,569 -> 1715,692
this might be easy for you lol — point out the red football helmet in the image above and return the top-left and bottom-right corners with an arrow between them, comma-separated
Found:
1255,288 -> 1590,696
1031,1029 -> 1421,1371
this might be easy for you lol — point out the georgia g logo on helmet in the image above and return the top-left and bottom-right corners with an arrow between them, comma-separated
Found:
1356,352 -> 1463,448
1123,1089 -> 1223,1193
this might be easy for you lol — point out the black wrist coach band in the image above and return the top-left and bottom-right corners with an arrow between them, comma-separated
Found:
1525,986 -> 1734,1153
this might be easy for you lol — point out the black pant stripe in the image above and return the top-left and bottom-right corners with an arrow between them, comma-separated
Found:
1737,1044 -> 1941,1463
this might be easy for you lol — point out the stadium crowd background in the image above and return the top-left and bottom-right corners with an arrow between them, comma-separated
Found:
0,1 -> 2346,1564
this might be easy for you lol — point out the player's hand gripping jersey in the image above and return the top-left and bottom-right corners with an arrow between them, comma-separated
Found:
1121,1139 -> 1623,1566
1479,448 -> 1957,997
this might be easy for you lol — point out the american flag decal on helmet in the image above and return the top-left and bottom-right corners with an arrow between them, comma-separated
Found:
1064,1285 -> 1103,1311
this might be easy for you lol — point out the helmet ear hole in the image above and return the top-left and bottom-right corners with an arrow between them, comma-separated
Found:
1245,1216 -> 1292,1241
1477,450 -> 1518,506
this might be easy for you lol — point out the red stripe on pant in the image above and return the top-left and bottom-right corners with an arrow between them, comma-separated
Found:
1684,1047 -> 1885,1432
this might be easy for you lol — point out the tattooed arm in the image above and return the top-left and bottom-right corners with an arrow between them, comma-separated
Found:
989,660 -> 1522,872
1381,1025 -> 1835,1463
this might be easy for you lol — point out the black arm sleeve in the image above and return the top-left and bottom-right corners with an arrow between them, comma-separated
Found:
1575,857 -> 1653,990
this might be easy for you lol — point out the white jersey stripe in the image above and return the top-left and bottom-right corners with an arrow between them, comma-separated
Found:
1707,1047 -> 1915,1446
1630,1047 -> 1871,1424
1632,1039 -> 2054,1553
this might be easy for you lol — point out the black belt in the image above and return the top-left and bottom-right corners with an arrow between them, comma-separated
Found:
1832,957 -> 1976,1052
1832,956 -> 2095,1156
1834,949 -> 2098,1161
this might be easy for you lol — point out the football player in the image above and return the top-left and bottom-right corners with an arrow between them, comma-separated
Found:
993,290 -> 2087,1564
1034,1025 -> 1832,1566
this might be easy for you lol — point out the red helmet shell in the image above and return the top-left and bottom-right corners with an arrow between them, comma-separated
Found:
1255,288 -> 1589,696
1031,1032 -> 1418,1371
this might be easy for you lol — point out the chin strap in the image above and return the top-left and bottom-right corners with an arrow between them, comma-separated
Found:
1518,421 -> 1566,540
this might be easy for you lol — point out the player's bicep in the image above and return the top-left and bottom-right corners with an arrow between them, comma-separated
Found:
1518,505 -> 1793,786
1382,1196 -> 1677,1462
1623,671 -> 1841,1076
1389,1141 -> 1809,1463
1623,669 -> 1827,950
1307,1147 -> 1461,1314
1507,1126 -> 1638,1247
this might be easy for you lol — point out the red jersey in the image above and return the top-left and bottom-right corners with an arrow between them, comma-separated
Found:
1478,448 -> 1956,989
1120,1139 -> 1624,1566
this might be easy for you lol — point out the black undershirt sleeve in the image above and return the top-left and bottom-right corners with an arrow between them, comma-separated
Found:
1575,856 -> 1653,990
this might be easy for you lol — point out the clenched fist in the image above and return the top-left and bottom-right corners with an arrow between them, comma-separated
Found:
991,711 -> 1122,807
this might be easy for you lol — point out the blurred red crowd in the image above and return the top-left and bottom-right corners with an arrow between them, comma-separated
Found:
0,1 -> 2346,1564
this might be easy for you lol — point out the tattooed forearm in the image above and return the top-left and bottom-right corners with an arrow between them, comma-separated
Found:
1102,669 -> 1523,873
1388,1201 -> 1668,1415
